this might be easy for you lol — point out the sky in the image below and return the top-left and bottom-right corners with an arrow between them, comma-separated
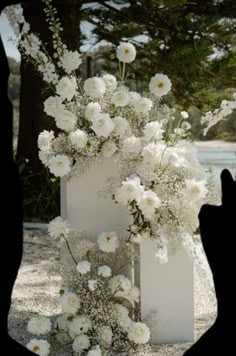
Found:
0,12 -> 21,60
0,10 -> 106,61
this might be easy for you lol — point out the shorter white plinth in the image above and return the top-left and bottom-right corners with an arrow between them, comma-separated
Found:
140,240 -> 194,344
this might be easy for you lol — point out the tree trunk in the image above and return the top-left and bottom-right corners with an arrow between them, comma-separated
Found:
16,0 -> 82,221
17,0 -> 82,170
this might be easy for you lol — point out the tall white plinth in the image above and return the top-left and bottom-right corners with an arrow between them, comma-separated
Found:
60,158 -> 130,239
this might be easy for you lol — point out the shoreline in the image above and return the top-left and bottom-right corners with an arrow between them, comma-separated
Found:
194,140 -> 236,150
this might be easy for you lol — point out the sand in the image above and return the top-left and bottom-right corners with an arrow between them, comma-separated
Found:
8,229 -> 217,355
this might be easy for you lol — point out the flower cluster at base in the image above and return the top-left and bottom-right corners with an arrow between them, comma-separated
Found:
26,217 -> 151,356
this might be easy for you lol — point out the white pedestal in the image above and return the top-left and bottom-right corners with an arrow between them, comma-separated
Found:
60,158 -> 194,344
140,240 -> 194,343
60,158 -> 130,240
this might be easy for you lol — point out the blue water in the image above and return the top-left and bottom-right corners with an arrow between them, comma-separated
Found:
198,150 -> 236,167
197,149 -> 236,181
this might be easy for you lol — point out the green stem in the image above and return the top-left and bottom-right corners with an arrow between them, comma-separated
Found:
121,62 -> 126,81
62,235 -> 78,266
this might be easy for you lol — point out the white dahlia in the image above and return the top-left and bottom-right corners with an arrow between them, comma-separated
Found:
128,322 -> 150,344
97,265 -> 112,278
85,102 -> 102,121
37,130 -> 54,150
43,96 -> 65,118
91,113 -> 115,138
149,73 -> 172,97
97,232 -> 119,253
59,292 -> 80,314
69,129 -> 88,149
111,90 -> 130,107
84,77 -> 106,98
76,260 -> 91,274
117,42 -> 136,63
48,216 -> 69,238
27,316 -> 52,336
48,154 -> 71,177
26,339 -> 50,356
55,109 -> 77,132
56,76 -> 77,101
60,49 -> 82,74
102,73 -> 117,91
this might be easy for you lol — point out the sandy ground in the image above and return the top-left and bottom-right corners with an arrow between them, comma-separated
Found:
8,229 -> 217,355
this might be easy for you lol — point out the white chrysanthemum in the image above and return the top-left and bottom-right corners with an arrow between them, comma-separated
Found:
115,175 -> 144,205
181,111 -> 189,119
112,304 -> 131,331
99,325 -> 113,346
60,49 -> 82,74
37,130 -> 54,150
69,129 -> 88,149
143,121 -> 164,141
55,110 -> 77,132
185,179 -> 208,202
84,77 -> 106,98
39,61 -> 58,84
91,113 -> 115,138
88,279 -> 98,291
128,322 -> 150,344
108,275 -> 132,293
39,149 -> 51,167
117,42 -> 136,63
26,339 -> 50,356
138,190 -> 161,220
56,76 -> 77,101
129,91 -> 141,105
54,315 -> 70,332
113,116 -> 130,137
181,121 -> 192,131
85,102 -> 102,122
72,335 -> 90,352
141,142 -> 165,166
27,316 -> 52,336
87,346 -> 102,356
174,128 -> 185,136
97,232 -> 119,253
149,73 -> 172,97
76,261 -> 91,274
48,154 -> 71,177
115,286 -> 140,306
48,216 -> 69,238
101,140 -> 117,158
69,316 -> 92,336
129,286 -> 140,303
132,97 -> 153,113
102,74 -> 117,91
59,292 -> 80,314
98,265 -> 112,278
44,96 -> 65,118
122,135 -> 142,157
168,152 -> 186,168
111,90 -> 130,107
21,34 -> 41,58
131,229 -> 151,244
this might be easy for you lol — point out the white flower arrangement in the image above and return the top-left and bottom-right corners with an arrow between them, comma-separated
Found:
6,1 -> 235,353
26,220 -> 151,355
